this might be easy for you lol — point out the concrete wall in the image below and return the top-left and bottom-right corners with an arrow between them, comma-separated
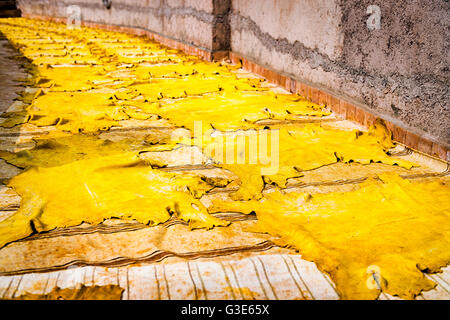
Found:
231,0 -> 449,148
14,0 -> 450,148
16,0 -> 230,52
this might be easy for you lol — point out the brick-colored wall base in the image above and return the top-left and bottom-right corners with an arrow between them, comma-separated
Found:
19,14 -> 450,162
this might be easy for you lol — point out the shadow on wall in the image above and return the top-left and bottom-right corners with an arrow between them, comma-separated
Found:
0,0 -> 21,18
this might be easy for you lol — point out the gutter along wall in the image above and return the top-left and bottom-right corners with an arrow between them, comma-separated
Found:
15,0 -> 450,161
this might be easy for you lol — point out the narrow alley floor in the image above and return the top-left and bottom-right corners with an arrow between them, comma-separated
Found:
0,18 -> 448,300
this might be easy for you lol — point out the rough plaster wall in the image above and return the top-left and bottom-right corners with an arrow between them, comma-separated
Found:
339,0 -> 449,146
232,0 -> 344,60
231,0 -> 450,147
16,0 -> 229,51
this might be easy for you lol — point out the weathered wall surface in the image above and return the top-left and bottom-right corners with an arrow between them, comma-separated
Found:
16,0 -> 230,52
231,0 -> 449,148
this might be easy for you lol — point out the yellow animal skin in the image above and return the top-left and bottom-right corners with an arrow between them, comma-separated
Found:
0,153 -> 228,249
209,174 -> 450,299
0,18 -> 447,300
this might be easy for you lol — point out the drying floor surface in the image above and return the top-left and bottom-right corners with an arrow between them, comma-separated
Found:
0,18 -> 448,300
